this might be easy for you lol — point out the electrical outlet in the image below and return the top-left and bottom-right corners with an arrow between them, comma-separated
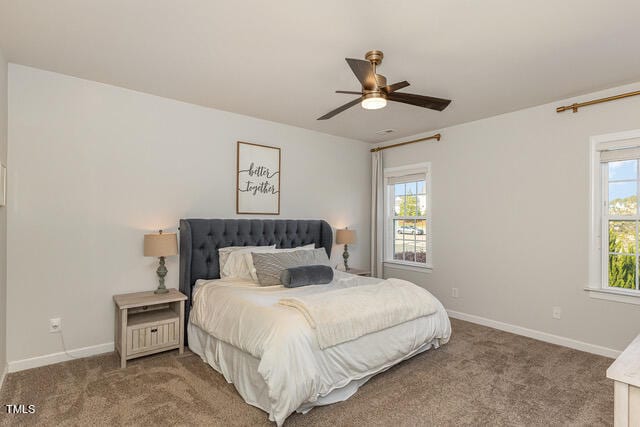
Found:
452,288 -> 459,298
49,318 -> 62,333
552,307 -> 562,319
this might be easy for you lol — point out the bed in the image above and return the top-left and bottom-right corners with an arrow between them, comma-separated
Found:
179,219 -> 451,425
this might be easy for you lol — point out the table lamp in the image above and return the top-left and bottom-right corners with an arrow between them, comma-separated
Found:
144,230 -> 178,294
336,228 -> 356,271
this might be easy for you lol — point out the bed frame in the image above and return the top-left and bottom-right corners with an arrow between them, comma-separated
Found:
178,218 -> 333,344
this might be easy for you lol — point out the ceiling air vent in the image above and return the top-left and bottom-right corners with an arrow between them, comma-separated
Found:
375,129 -> 395,135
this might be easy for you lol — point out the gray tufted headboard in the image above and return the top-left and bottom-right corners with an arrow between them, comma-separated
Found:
179,218 -> 333,344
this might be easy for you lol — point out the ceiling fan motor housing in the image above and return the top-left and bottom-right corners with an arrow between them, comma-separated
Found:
373,74 -> 386,92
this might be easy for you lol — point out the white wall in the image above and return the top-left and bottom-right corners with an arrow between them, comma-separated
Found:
7,65 -> 371,363
0,50 -> 8,379
381,81 -> 640,354
9,62 -> 639,366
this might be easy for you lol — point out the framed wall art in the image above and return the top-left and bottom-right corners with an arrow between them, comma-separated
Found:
236,141 -> 281,214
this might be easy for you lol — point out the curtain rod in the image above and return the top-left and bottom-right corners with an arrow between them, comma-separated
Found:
556,89 -> 640,113
370,133 -> 441,153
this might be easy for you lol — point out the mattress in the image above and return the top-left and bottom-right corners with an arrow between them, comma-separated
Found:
188,271 -> 451,425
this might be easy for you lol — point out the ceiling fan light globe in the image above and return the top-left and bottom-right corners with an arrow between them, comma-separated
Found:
361,96 -> 387,110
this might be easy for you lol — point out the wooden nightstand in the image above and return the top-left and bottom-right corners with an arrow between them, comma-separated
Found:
113,288 -> 187,368
345,268 -> 371,277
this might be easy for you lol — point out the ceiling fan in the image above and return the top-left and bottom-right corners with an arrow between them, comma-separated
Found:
318,50 -> 451,120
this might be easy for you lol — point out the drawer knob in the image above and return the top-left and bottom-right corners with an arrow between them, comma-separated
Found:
151,328 -> 158,333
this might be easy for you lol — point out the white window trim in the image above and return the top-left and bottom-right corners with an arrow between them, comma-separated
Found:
383,162 -> 432,270
384,260 -> 433,273
588,129 -> 640,305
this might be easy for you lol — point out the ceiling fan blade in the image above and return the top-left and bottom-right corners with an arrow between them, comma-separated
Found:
345,58 -> 377,89
317,96 -> 364,120
387,92 -> 451,111
381,81 -> 410,93
335,90 -> 362,95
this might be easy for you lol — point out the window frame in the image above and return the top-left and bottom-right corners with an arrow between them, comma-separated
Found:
588,129 -> 640,305
383,163 -> 432,270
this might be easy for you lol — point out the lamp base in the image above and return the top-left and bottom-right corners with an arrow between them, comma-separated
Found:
343,244 -> 350,271
155,256 -> 169,294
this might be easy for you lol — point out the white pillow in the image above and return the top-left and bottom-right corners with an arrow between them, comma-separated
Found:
218,245 -> 274,278
246,244 -> 317,281
221,245 -> 276,280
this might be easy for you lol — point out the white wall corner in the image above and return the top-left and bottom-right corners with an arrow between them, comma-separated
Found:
447,309 -> 621,359
8,342 -> 114,373
0,363 -> 7,391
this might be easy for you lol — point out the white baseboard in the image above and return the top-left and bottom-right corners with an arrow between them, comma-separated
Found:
447,309 -> 621,359
8,342 -> 114,373
4,313 -> 621,372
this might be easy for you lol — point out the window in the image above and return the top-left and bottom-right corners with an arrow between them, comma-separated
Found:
384,163 -> 431,269
589,130 -> 640,304
603,157 -> 640,290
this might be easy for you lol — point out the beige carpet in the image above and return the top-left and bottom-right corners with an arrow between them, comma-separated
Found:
0,319 -> 614,426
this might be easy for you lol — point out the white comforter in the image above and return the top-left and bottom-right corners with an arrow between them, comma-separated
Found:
190,270 -> 451,425
279,278 -> 437,349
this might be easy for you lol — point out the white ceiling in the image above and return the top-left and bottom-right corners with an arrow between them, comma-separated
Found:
1,0 -> 640,143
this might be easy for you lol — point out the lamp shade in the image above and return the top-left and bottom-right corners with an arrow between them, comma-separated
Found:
336,229 -> 356,245
144,232 -> 178,257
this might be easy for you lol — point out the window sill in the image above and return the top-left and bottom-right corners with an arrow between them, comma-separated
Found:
384,260 -> 432,274
585,287 -> 640,306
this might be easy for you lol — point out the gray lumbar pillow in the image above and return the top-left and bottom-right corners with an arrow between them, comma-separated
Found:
281,265 -> 334,288
252,248 -> 331,286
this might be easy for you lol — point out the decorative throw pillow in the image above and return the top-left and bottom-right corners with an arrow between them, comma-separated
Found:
246,244 -> 316,282
280,265 -> 334,288
252,248 -> 331,286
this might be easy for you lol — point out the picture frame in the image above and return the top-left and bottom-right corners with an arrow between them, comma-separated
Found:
0,164 -> 5,207
236,141 -> 281,215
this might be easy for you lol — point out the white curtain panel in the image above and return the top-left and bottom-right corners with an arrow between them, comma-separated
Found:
371,151 -> 384,278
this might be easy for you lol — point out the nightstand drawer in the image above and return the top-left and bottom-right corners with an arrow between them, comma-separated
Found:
126,310 -> 179,356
